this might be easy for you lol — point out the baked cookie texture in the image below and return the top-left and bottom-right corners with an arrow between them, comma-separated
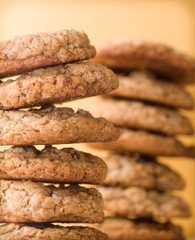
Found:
0,105 -> 120,145
91,97 -> 193,135
0,223 -> 109,240
0,29 -> 96,77
89,128 -> 195,157
93,40 -> 195,84
98,186 -> 191,219
0,30 -> 118,238
110,71 -> 193,109
89,39 -> 194,239
103,152 -> 185,191
0,62 -> 118,109
0,145 -> 107,184
92,217 -> 184,240
0,180 -> 104,223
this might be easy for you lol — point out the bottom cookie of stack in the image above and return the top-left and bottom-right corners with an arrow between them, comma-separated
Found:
0,223 -> 108,240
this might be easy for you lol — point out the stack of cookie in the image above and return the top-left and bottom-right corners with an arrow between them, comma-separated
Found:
0,30 -> 120,239
88,41 -> 195,240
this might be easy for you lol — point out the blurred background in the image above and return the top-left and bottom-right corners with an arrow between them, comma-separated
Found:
0,0 -> 195,237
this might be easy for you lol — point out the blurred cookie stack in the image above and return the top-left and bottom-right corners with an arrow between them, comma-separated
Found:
89,40 -> 195,240
0,30 -> 120,239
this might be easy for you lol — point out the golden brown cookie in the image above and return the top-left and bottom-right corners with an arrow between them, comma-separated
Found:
0,105 -> 120,146
103,152 -> 185,191
0,29 -> 96,77
89,128 -> 195,158
0,62 -> 118,109
0,180 -> 104,223
110,71 -> 193,109
0,145 -> 107,184
98,186 -> 191,219
92,217 -> 184,240
93,40 -> 195,84
0,223 -> 109,240
91,98 -> 192,135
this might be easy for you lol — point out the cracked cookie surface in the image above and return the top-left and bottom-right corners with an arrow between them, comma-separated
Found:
0,180 -> 104,223
0,105 -> 120,145
0,145 -> 107,184
0,29 -> 96,77
0,62 -> 118,109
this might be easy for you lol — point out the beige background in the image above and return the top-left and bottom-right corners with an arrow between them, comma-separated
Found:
0,0 -> 195,237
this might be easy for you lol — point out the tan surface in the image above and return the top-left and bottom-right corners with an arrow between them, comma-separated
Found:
0,29 -> 96,77
93,40 -> 195,84
0,223 -> 109,240
98,186 -> 191,219
110,71 -> 193,109
89,128 -> 195,157
0,0 -> 195,237
91,97 -> 193,135
0,105 -> 120,146
92,217 -> 184,240
0,180 -> 104,223
103,152 -> 185,191
0,61 -> 118,109
0,145 -> 107,184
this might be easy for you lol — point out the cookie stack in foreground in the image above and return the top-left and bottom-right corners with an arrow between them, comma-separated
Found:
0,30 -> 120,239
88,40 -> 195,240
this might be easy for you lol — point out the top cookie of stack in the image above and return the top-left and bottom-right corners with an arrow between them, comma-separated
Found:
0,30 -> 120,240
93,40 -> 195,85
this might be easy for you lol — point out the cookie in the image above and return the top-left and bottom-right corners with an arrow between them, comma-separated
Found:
0,62 -> 118,110
0,223 -> 109,240
92,98 -> 192,135
89,128 -> 195,158
0,105 -> 120,146
93,40 -> 195,84
0,29 -> 96,77
0,180 -> 104,223
98,186 -> 191,219
92,217 -> 184,240
0,145 -> 107,184
110,71 -> 193,109
103,152 -> 185,191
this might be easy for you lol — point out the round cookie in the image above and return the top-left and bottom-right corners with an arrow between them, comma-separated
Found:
89,128 -> 195,158
0,29 -> 96,78
92,217 -> 184,240
103,152 -> 185,191
0,180 -> 104,223
0,145 -> 107,184
110,71 -> 193,109
0,105 -> 120,146
93,40 -> 195,84
91,98 -> 193,135
0,223 -> 109,240
0,62 -> 118,110
98,186 -> 191,219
